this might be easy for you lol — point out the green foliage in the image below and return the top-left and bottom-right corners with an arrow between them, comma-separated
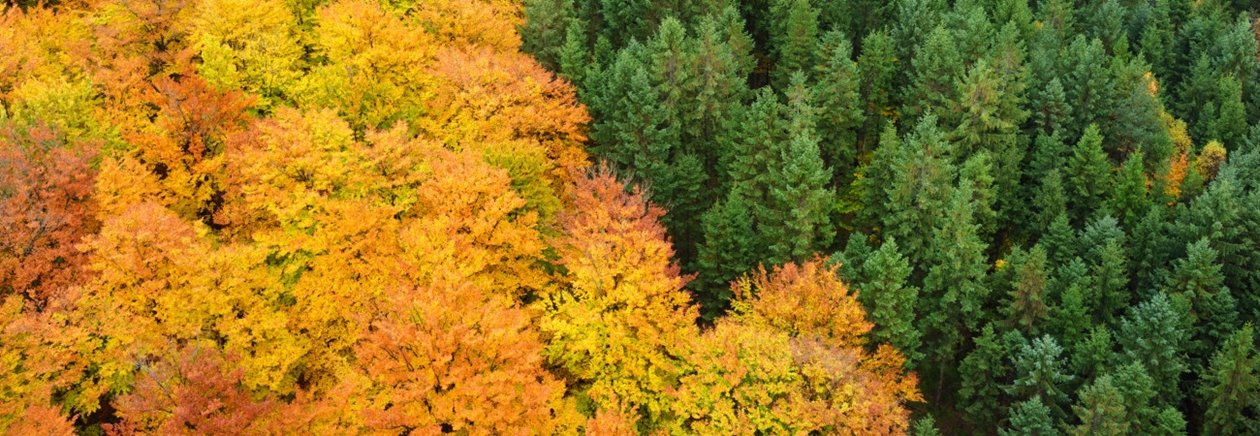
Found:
1199,324 -> 1260,435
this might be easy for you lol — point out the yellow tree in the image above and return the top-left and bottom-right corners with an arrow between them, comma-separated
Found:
541,169 -> 700,430
729,258 -> 921,434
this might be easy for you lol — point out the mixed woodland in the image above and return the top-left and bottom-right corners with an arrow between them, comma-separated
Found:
0,0 -> 1259,434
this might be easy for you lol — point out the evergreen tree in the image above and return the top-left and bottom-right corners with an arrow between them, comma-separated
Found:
1138,0 -> 1175,81
695,195 -> 757,318
1050,259 -> 1093,346
1062,37 -> 1116,138
922,183 -> 992,397
768,0 -> 819,89
1108,151 -> 1149,228
1108,363 -> 1187,435
903,25 -> 964,124
812,31 -> 864,183
1033,170 -> 1070,236
1007,335 -> 1073,420
1002,398 -> 1059,436
1071,376 -> 1130,436
861,238 -> 922,366
1089,238 -> 1129,325
857,30 -> 898,152
1209,74 -> 1247,149
959,324 -> 1017,426
521,0 -> 577,69
558,19 -> 592,84
761,74 -> 834,263
882,116 -> 957,267
1116,293 -> 1191,406
1199,324 -> 1260,435
1167,238 -> 1238,356
1003,245 -> 1051,336
1065,124 -> 1112,225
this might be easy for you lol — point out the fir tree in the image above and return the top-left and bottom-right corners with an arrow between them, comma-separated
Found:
1199,324 -> 1260,435
1065,124 -> 1112,225
1071,375 -> 1130,436
861,238 -> 922,366
857,30 -> 898,152
1003,245 -> 1051,336
903,25 -> 964,124
1002,398 -> 1059,436
1116,293 -> 1191,406
812,31 -> 864,184
1007,335 -> 1073,420
768,0 -> 819,89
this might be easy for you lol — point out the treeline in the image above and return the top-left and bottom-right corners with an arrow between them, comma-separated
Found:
522,0 -> 1260,433
0,0 -> 925,434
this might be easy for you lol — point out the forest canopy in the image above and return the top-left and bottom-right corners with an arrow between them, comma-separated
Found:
1,0 -> 1259,434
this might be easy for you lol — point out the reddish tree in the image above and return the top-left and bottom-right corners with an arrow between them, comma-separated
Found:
0,124 -> 99,306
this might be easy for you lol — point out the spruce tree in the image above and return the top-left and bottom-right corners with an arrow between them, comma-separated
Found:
768,0 -> 819,89
959,324 -> 1017,426
1065,124 -> 1112,225
1138,0 -> 1175,81
1109,151 -> 1149,228
857,30 -> 897,152
1071,375 -> 1130,436
1008,336 -> 1073,417
1116,293 -> 1191,406
1199,324 -> 1260,435
903,25 -> 964,124
762,73 -> 834,263
1002,398 -> 1059,436
1003,245 -> 1051,336
812,31 -> 864,183
1063,37 -> 1116,138
1209,74 -> 1247,149
861,238 -> 922,366
695,195 -> 757,318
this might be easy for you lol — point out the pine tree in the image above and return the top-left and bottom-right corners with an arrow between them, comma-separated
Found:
558,19 -> 591,84
1007,335 -> 1073,420
1116,293 -> 1191,406
1089,238 -> 1129,325
861,238 -> 922,366
857,31 -> 897,153
1034,170 -> 1070,236
1199,324 -> 1260,435
813,31 -> 864,184
1109,151 -> 1149,228
1003,245 -> 1051,336
903,25 -> 964,124
1002,398 -> 1058,436
769,0 -> 819,89
1209,74 -> 1247,149
1065,124 -> 1112,225
1071,376 -> 1130,436
761,73 -> 834,263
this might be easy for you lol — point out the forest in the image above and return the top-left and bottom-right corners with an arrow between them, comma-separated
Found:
0,0 -> 1259,434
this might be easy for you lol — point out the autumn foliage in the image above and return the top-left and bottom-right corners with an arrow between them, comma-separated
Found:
0,0 -> 918,434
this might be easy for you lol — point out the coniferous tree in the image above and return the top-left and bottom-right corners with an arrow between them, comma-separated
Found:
1209,74 -> 1247,149
813,31 -> 864,183
1116,293 -> 1191,406
1062,37 -> 1116,138
1003,245 -> 1051,336
1109,151 -> 1149,228
1002,398 -> 1058,436
857,30 -> 898,152
1065,124 -> 1112,225
903,25 -> 964,124
959,324 -> 1017,427
1007,335 -> 1073,420
761,73 -> 834,263
1199,324 -> 1260,435
861,238 -> 922,366
1071,375 -> 1130,436
768,0 -> 819,89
